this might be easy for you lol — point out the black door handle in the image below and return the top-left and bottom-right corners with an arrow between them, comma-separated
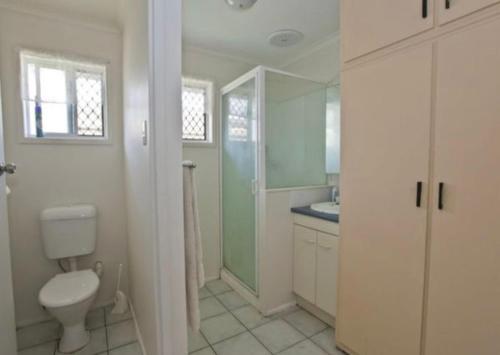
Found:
422,0 -> 428,18
438,183 -> 445,210
445,0 -> 451,9
416,181 -> 423,207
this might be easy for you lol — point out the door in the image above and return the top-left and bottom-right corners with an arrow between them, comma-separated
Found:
424,18 -> 500,355
438,0 -> 500,25
316,232 -> 338,316
293,225 -> 317,303
221,75 -> 258,292
337,45 -> 433,355
0,84 -> 17,353
342,0 -> 434,61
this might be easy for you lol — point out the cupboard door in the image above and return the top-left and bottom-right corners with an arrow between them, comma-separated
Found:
342,0 -> 434,61
438,0 -> 500,25
425,18 -> 500,355
316,232 -> 339,316
337,45 -> 432,355
293,225 -> 317,303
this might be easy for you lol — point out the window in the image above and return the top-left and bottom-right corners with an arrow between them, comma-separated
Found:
182,78 -> 213,143
20,51 -> 107,140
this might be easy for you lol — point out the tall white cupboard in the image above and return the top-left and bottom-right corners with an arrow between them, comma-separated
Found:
338,1 -> 500,354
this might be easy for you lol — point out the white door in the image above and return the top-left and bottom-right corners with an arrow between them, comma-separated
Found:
316,232 -> 338,316
337,45 -> 433,355
342,0 -> 434,61
425,18 -> 500,355
438,0 -> 500,25
293,225 -> 317,304
0,84 -> 17,353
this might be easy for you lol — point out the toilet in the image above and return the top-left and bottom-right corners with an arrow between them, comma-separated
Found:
38,205 -> 100,353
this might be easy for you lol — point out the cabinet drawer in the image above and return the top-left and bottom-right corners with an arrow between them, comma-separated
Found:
438,0 -> 500,25
293,225 -> 317,304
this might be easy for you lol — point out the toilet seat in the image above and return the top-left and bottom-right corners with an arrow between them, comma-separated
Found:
39,270 -> 99,308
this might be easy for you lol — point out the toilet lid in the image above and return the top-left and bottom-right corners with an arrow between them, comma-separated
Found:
39,270 -> 99,308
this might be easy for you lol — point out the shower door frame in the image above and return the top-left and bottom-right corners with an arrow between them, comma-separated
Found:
220,66 -> 265,296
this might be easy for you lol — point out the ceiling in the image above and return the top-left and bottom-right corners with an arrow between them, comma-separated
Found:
0,0 -> 121,28
183,0 -> 339,67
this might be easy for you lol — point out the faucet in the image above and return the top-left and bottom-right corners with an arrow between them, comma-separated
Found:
331,186 -> 339,205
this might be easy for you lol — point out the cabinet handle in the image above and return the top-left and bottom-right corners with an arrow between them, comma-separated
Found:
416,181 -> 423,208
305,240 -> 315,244
438,182 -> 445,210
445,0 -> 451,9
319,245 -> 333,250
422,0 -> 428,18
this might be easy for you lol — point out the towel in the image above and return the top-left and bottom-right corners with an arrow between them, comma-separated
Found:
183,161 -> 205,332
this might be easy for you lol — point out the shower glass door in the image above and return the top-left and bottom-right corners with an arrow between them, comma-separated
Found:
221,75 -> 258,292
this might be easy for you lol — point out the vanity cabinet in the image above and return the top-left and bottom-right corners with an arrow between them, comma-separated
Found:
438,0 -> 500,24
293,216 -> 339,317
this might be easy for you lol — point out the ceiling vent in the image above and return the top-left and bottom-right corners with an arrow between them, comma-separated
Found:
225,0 -> 257,10
268,30 -> 304,48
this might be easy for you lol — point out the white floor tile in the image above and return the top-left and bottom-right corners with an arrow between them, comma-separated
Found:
86,308 -> 106,330
199,287 -> 213,300
216,291 -> 248,311
56,327 -> 107,355
232,305 -> 271,329
188,327 -> 209,353
205,280 -> 232,295
105,305 -> 133,326
17,341 -> 56,355
251,320 -> 305,354
107,320 -> 137,350
190,347 -> 215,355
200,313 -> 245,344
279,339 -> 328,355
283,310 -> 327,337
213,332 -> 270,355
17,320 -> 61,350
310,328 -> 343,355
200,297 -> 227,320
108,342 -> 142,355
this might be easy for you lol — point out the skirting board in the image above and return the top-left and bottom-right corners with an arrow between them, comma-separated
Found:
220,269 -> 260,309
296,295 -> 336,328
129,300 -> 147,355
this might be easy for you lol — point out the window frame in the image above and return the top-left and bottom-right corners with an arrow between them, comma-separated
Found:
182,77 -> 214,146
19,51 -> 109,144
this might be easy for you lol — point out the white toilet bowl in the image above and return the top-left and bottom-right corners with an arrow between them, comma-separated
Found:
39,270 -> 100,353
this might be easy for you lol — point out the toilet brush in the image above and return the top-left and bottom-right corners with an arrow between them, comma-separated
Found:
111,264 -> 129,314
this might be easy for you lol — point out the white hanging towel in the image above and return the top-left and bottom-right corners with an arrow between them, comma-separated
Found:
183,161 -> 205,332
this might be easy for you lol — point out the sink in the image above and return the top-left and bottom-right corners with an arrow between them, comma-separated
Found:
310,202 -> 340,215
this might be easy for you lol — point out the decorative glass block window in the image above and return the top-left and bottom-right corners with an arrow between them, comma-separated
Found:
20,51 -> 107,140
182,78 -> 213,143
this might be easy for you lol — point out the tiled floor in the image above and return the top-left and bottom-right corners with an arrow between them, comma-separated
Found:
17,305 -> 142,355
189,279 -> 345,355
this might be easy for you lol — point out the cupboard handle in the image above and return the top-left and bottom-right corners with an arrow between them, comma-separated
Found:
416,181 -> 423,207
438,182 -> 445,210
319,245 -> 333,250
305,240 -> 315,244
422,0 -> 428,18
445,0 -> 451,9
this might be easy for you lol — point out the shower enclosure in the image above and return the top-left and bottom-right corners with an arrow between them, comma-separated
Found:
221,67 -> 327,294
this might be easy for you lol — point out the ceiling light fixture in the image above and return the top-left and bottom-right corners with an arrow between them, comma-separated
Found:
268,30 -> 304,48
225,0 -> 257,10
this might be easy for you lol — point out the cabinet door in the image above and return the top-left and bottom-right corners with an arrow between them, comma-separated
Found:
425,18 -> 500,355
316,232 -> 339,316
438,0 -> 500,25
342,0 -> 434,61
293,225 -> 317,303
337,45 -> 432,355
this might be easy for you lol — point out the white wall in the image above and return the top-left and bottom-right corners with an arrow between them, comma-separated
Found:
121,0 -> 159,353
0,6 -> 128,327
182,47 -> 254,280
282,35 -> 340,84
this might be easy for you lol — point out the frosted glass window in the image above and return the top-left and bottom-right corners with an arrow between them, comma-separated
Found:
265,72 -> 327,189
20,51 -> 107,140
326,85 -> 341,174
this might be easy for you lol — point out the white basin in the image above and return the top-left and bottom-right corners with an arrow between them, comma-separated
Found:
310,202 -> 340,215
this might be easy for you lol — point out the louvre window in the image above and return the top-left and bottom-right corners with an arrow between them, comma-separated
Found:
20,51 -> 107,140
182,78 -> 213,143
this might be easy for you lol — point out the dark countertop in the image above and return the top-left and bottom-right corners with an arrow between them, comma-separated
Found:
291,206 -> 339,223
